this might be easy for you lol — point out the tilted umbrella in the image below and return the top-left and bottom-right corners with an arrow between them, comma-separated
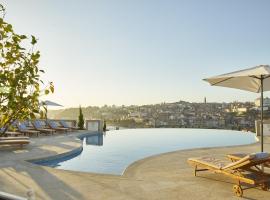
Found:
40,100 -> 63,107
204,65 -> 270,152
40,100 -> 63,119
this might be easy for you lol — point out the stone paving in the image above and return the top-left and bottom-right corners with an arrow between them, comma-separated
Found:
0,131 -> 270,199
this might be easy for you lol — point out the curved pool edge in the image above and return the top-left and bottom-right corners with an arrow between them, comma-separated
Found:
27,146 -> 84,165
26,131 -> 101,167
122,132 -> 259,176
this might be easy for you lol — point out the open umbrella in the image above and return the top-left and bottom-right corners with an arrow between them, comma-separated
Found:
40,100 -> 63,107
204,65 -> 270,152
40,100 -> 63,119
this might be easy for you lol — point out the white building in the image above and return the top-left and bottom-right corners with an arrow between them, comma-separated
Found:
255,97 -> 270,107
129,112 -> 140,117
231,107 -> 247,113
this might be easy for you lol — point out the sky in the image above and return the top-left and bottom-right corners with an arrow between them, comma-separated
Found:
2,0 -> 270,108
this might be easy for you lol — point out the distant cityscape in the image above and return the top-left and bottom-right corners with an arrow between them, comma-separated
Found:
49,97 -> 270,132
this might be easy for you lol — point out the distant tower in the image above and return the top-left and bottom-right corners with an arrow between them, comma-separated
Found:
204,97 -> 207,104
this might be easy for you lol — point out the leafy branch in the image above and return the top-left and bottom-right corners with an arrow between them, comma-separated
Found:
0,4 -> 54,135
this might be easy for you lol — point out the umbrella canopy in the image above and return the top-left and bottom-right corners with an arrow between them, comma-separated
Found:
204,65 -> 270,152
204,65 -> 270,93
40,100 -> 63,107
40,100 -> 63,120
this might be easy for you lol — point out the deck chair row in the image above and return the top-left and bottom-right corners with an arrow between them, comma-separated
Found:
0,120 -> 78,148
16,120 -> 79,137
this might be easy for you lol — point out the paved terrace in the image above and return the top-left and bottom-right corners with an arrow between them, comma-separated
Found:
0,131 -> 270,200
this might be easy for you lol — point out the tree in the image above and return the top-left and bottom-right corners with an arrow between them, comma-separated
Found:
78,106 -> 84,130
0,4 -> 53,135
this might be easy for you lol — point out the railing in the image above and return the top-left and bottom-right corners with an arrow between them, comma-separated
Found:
50,119 -> 77,127
26,119 -> 103,132
23,119 -> 77,129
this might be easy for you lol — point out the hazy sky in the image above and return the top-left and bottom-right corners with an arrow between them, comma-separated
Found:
2,0 -> 270,107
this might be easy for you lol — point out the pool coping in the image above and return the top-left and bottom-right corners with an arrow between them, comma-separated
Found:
26,131 -> 101,165
123,132 -> 259,175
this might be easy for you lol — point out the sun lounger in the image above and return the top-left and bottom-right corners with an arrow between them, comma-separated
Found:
188,153 -> 270,197
0,137 -> 30,148
59,120 -> 79,131
47,120 -> 69,133
0,127 -> 23,137
0,140 -> 29,147
5,132 -> 24,137
17,122 -> 40,137
227,153 -> 270,168
0,136 -> 29,140
32,120 -> 55,135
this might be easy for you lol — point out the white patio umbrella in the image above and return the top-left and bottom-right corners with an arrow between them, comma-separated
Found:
40,100 -> 63,107
204,65 -> 270,152
40,100 -> 63,119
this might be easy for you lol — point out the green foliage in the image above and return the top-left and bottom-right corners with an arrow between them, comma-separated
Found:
78,106 -> 84,130
0,4 -> 54,135
39,103 -> 48,119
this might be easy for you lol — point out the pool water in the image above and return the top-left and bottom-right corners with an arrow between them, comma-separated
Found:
36,128 -> 257,175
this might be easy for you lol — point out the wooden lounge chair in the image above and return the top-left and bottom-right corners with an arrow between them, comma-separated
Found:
47,120 -> 69,133
17,122 -> 40,137
32,120 -> 55,135
5,132 -> 24,137
0,127 -> 23,137
0,136 -> 29,140
59,120 -> 79,131
0,137 -> 30,148
188,153 -> 270,197
227,153 -> 270,168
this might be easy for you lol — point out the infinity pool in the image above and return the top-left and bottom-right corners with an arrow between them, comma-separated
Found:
35,128 -> 257,175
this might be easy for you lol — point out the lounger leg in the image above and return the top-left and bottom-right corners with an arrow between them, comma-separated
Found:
233,182 -> 243,197
193,166 -> 208,176
261,182 -> 269,191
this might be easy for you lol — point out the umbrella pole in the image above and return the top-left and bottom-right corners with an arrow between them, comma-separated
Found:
261,77 -> 264,152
